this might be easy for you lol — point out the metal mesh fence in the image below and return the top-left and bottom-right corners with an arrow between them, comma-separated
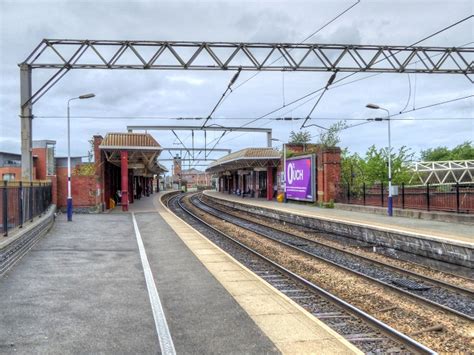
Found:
1,181 -> 53,236
336,182 -> 473,214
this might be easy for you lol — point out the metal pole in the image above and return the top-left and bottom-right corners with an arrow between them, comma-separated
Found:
363,182 -> 366,206
402,182 -> 405,209
386,109 -> 393,216
456,183 -> 460,213
426,183 -> 430,211
67,100 -> 73,221
19,181 -> 23,228
20,64 -> 33,181
3,181 -> 7,236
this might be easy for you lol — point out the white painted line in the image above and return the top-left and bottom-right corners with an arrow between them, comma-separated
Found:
132,213 -> 176,355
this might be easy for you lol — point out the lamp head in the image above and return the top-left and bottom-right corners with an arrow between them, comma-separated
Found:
366,103 -> 380,110
79,93 -> 95,99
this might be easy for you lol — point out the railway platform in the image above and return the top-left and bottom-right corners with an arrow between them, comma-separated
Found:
0,192 -> 361,354
203,191 -> 474,268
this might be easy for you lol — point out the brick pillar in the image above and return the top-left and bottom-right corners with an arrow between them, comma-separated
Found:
93,135 -> 105,208
322,148 -> 341,202
266,167 -> 273,201
120,151 -> 128,211
49,175 -> 58,205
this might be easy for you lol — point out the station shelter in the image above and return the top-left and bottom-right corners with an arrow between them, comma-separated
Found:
207,144 -> 342,204
94,133 -> 165,211
206,148 -> 281,201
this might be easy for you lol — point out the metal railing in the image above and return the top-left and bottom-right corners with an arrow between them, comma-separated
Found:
1,181 -> 53,236
337,182 -> 473,214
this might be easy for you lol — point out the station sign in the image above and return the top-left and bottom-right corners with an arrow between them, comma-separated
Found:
285,155 -> 315,202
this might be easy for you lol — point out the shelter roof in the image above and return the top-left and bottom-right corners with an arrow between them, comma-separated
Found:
206,148 -> 281,173
99,132 -> 161,151
99,132 -> 162,176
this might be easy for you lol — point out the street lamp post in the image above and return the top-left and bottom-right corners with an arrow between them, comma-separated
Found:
66,93 -> 95,221
366,103 -> 393,216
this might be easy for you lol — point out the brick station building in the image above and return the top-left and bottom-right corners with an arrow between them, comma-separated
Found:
0,133 -> 167,213
207,144 -> 341,204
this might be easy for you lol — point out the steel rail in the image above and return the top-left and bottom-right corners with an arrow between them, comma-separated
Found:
168,193 -> 435,355
194,195 -> 473,322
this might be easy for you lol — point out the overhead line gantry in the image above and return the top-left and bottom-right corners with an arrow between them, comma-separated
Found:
19,39 -> 474,179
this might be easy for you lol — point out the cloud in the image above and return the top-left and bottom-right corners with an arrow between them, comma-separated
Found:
1,0 -> 473,172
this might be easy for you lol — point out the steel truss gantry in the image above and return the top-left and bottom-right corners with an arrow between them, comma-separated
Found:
408,160 -> 474,185
19,39 -> 474,179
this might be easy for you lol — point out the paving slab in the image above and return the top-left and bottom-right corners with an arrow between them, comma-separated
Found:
134,211 -> 279,354
0,214 -> 158,354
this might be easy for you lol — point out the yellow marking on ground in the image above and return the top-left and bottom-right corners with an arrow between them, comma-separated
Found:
157,193 -> 362,355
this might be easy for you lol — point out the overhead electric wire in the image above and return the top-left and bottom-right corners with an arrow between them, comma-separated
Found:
201,67 -> 242,128
236,15 -> 474,129
231,0 -> 361,92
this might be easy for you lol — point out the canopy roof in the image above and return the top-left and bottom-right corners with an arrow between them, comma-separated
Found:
99,132 -> 162,151
206,148 -> 281,173
99,133 -> 163,176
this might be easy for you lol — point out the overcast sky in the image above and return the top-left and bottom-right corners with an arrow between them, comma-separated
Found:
1,0 -> 473,171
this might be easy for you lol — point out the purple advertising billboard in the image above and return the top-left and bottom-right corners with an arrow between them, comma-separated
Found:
285,155 -> 315,202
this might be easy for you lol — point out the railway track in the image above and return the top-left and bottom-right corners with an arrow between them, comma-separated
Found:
193,194 -> 474,322
166,192 -> 435,354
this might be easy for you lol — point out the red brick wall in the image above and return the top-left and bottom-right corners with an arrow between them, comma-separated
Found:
0,167 -> 37,180
56,166 -> 97,209
32,147 -> 47,180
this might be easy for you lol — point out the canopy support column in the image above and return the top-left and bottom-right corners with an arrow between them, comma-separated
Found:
266,167 -> 273,201
121,151 -> 129,211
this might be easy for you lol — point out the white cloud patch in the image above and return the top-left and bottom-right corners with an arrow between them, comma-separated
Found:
166,76 -> 206,86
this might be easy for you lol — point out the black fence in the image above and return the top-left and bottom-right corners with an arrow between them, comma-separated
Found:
1,181 -> 53,236
337,182 -> 473,214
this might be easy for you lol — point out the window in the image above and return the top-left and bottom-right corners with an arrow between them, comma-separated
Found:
3,173 -> 15,181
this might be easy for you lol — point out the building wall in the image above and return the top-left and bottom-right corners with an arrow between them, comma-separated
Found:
0,166 -> 37,180
55,166 -> 98,210
32,147 -> 47,180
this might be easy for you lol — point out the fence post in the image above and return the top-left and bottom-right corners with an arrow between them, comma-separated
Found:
381,182 -> 384,207
456,183 -> 460,213
19,181 -> 23,228
3,181 -> 8,236
401,182 -> 405,210
39,182 -> 43,217
363,183 -> 366,206
29,181 -> 33,221
426,183 -> 430,212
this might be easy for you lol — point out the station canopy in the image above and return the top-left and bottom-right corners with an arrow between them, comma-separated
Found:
206,147 -> 281,173
99,132 -> 163,176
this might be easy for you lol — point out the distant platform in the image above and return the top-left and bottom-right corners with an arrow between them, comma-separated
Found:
204,190 -> 474,268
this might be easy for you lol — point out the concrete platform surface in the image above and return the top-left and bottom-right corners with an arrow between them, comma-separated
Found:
204,191 -> 473,245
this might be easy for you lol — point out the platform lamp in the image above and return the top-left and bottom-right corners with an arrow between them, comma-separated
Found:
366,103 -> 393,217
66,93 -> 95,221
271,138 -> 287,203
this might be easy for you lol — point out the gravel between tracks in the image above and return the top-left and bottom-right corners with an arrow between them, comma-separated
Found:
202,195 -> 474,292
184,195 -> 473,354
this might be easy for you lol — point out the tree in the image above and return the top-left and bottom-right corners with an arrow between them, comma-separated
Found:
317,121 -> 347,148
420,141 -> 474,161
289,130 -> 312,144
341,145 -> 414,186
